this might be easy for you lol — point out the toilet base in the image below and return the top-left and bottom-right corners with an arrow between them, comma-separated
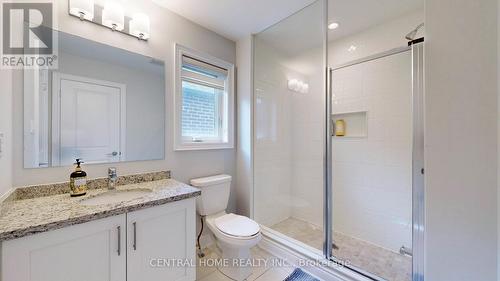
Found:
217,242 -> 253,281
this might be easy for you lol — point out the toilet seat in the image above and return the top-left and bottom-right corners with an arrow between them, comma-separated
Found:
215,213 -> 260,238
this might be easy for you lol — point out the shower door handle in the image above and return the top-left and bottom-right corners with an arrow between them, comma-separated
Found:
330,119 -> 335,136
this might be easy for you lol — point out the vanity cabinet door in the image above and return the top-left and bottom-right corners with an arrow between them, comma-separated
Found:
126,198 -> 196,281
2,214 -> 126,281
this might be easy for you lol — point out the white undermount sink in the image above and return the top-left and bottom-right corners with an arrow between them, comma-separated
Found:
80,189 -> 153,206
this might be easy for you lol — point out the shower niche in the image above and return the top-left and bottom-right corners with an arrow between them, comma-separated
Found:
331,111 -> 367,138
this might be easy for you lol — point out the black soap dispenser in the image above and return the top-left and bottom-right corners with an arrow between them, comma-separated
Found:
70,159 -> 88,197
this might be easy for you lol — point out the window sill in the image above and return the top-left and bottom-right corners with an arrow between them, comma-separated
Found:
174,142 -> 234,151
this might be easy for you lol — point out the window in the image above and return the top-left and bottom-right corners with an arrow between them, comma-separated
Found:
175,44 -> 234,150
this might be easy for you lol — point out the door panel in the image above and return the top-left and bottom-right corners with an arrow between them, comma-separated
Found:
127,199 -> 196,281
55,75 -> 124,165
2,215 -> 126,281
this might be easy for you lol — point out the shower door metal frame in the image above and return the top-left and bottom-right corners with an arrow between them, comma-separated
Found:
325,42 -> 425,281
323,0 -> 332,261
410,40 -> 425,281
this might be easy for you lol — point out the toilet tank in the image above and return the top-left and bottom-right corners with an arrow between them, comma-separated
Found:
190,174 -> 232,216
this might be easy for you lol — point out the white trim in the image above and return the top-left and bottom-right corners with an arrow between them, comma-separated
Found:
174,43 -> 235,151
249,34 -> 255,220
51,72 -> 127,165
258,227 -> 375,281
51,73 -> 60,166
0,188 -> 15,204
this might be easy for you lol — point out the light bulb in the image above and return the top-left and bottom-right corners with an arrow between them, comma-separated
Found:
102,1 -> 125,31
69,0 -> 94,21
301,83 -> 309,94
288,79 -> 298,91
130,13 -> 150,39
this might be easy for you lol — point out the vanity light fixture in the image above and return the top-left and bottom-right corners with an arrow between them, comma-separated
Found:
102,1 -> 125,31
130,13 -> 150,40
69,0 -> 94,21
288,79 -> 309,94
68,0 -> 150,41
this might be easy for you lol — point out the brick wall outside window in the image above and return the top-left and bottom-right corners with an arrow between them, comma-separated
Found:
182,84 -> 217,137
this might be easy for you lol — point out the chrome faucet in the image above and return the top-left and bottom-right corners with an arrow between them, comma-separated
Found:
108,168 -> 118,190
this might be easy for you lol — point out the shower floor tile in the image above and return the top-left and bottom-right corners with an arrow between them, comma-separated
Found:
270,217 -> 411,281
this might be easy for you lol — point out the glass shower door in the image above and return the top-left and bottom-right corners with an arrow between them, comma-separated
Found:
253,0 -> 328,253
328,43 -> 425,281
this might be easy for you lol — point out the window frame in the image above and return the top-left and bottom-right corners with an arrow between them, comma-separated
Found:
174,44 -> 234,151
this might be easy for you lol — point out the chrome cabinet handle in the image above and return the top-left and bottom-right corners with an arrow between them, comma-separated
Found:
107,151 -> 118,156
133,222 -> 137,250
117,226 -> 121,256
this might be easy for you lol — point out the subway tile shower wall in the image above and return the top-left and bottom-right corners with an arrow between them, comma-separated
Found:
331,51 -> 412,252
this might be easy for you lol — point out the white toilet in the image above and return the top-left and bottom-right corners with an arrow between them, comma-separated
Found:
190,174 -> 261,281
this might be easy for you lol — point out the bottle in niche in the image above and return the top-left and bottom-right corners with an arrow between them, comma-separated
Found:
70,159 -> 87,197
335,119 -> 346,136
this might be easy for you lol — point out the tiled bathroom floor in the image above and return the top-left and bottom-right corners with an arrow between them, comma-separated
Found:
196,246 -> 296,281
271,218 -> 411,281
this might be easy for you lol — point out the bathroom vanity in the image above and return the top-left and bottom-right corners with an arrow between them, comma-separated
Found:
7,27 -> 201,281
0,173 -> 200,281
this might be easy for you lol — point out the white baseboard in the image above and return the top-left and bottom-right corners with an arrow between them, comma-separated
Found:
257,227 -> 375,281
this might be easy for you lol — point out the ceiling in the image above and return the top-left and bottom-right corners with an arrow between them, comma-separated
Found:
328,0 -> 423,41
255,1 -> 324,57
152,0 -> 316,41
153,0 -> 423,42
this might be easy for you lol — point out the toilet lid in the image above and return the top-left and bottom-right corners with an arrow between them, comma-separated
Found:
215,213 -> 260,238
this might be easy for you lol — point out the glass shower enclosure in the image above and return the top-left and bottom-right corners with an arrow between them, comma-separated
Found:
252,1 -> 424,280
253,0 -> 327,254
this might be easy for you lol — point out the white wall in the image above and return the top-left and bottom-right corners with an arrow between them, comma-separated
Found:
235,35 -> 254,217
0,69 -> 13,197
425,0 -> 497,280
10,0 -> 236,214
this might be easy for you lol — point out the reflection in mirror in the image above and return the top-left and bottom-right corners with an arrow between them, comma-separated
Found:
24,31 -> 165,168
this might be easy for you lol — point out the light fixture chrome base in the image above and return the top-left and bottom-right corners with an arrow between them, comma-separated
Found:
68,1 -> 148,41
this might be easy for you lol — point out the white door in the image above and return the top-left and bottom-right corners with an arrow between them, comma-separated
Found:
127,199 -> 196,281
2,215 -> 127,281
52,73 -> 126,166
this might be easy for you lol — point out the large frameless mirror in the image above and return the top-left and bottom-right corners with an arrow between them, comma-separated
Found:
23,31 -> 165,168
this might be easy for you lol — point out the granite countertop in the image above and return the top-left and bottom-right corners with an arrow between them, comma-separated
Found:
0,179 -> 200,241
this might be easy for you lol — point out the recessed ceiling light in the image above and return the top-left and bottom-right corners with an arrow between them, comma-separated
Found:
328,22 -> 339,30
